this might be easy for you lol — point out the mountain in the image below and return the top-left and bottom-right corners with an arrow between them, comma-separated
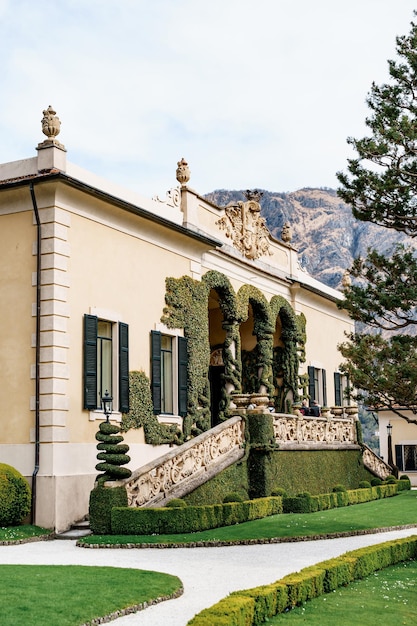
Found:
205,188 -> 407,289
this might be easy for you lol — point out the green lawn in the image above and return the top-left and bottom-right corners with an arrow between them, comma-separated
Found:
79,490 -> 417,546
0,525 -> 51,543
268,558 -> 417,625
0,564 -> 182,626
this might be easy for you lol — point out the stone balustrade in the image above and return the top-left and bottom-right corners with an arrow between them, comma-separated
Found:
109,415 -> 245,508
272,413 -> 357,447
361,443 -> 392,480
106,406 -> 385,508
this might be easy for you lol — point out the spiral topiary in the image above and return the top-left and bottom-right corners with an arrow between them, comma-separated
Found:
0,463 -> 31,526
95,421 -> 132,482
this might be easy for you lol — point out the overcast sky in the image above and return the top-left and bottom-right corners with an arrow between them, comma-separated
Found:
0,1 -> 416,198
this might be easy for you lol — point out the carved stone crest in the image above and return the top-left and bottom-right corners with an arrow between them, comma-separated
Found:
216,190 -> 272,260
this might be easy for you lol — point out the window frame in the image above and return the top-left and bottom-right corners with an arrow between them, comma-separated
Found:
308,365 -> 327,407
395,443 -> 417,472
151,328 -> 187,419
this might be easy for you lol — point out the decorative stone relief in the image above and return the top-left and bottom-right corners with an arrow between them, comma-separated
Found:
154,187 -> 181,208
281,221 -> 292,243
216,190 -> 273,260
210,347 -> 224,366
272,415 -> 356,445
362,445 -> 392,479
122,416 -> 245,507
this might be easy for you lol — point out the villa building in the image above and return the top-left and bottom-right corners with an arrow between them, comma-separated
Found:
0,107 -> 355,531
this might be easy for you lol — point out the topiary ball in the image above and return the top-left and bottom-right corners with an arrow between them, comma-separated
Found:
223,492 -> 245,503
271,488 -> 287,497
0,463 -> 31,526
371,477 -> 382,486
358,481 -> 371,489
399,475 -> 410,481
332,484 -> 347,492
384,476 -> 397,484
165,498 -> 187,508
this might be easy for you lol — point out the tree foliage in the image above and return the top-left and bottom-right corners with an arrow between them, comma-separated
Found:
337,15 -> 417,423
337,17 -> 417,236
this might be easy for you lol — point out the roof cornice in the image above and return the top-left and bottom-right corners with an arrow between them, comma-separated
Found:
0,170 -> 221,248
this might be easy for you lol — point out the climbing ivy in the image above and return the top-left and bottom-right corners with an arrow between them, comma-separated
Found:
121,371 -> 181,444
238,285 -> 275,395
161,276 -> 211,438
157,272 -> 305,440
269,296 -> 302,410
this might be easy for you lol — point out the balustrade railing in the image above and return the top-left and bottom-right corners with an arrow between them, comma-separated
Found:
109,415 -> 245,508
107,406 -> 370,508
361,443 -> 392,480
272,413 -> 357,446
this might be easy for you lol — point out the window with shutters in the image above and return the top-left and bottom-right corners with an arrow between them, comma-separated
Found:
308,365 -> 327,406
83,314 -> 129,417
334,372 -> 350,406
151,329 -> 187,418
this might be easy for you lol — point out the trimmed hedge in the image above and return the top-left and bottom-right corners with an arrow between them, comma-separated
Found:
89,483 -> 128,534
111,496 -> 283,535
103,480 -> 406,535
187,536 -> 417,625
283,483 -> 398,514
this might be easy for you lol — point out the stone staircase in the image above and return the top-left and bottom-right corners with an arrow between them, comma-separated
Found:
55,518 -> 92,540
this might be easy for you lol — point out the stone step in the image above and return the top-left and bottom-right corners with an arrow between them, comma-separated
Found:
55,519 -> 92,540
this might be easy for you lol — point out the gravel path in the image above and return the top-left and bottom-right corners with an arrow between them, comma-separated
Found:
1,528 -> 416,625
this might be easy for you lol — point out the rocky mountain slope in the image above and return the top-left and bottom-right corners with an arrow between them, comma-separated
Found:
205,188 -> 407,289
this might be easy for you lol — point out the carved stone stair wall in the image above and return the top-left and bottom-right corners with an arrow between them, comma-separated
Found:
107,415 -> 245,508
361,443 -> 393,480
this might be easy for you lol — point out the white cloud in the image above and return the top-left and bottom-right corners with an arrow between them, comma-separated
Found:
0,0 -> 416,196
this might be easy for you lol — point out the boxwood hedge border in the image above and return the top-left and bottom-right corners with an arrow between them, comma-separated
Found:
187,535 -> 417,625
107,481 -> 406,536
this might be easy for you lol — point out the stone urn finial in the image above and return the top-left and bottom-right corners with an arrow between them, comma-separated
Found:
41,106 -> 61,140
342,269 -> 352,288
38,105 -> 65,150
281,221 -> 292,243
176,158 -> 190,186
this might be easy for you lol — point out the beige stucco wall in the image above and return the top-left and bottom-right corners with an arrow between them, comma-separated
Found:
295,290 -> 352,407
0,210 -> 36,443
379,412 -> 417,487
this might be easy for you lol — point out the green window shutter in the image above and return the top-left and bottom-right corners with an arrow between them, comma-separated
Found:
151,331 -> 161,415
322,369 -> 327,406
334,372 -> 341,406
178,336 -> 188,417
308,366 -> 315,401
84,314 -> 98,410
118,322 -> 129,413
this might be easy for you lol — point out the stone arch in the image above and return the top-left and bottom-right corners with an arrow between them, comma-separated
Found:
202,271 -> 241,424
237,285 -> 274,395
270,295 -> 301,412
